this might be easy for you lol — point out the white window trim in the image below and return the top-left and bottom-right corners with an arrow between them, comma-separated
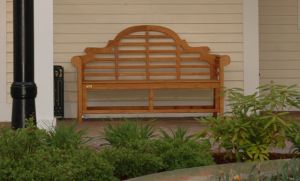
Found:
0,0 -> 11,122
244,0 -> 260,95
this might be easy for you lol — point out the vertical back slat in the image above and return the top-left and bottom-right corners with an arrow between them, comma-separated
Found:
176,45 -> 181,80
145,30 -> 150,80
114,46 -> 120,80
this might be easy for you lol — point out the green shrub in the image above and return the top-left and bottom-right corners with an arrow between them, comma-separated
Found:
200,83 -> 300,162
0,124 -> 117,181
102,125 -> 162,180
154,128 -> 214,170
0,148 -> 117,181
286,122 -> 300,154
102,122 -> 214,179
0,127 -> 48,160
100,144 -> 164,180
103,121 -> 155,147
47,123 -> 91,149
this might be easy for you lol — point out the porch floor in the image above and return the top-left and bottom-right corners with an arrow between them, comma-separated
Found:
58,117 -> 205,148
58,115 -> 299,153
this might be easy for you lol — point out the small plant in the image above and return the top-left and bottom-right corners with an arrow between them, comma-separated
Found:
47,123 -> 91,149
103,120 -> 155,147
102,122 -> 214,179
0,147 -> 117,181
214,160 -> 300,181
0,125 -> 48,160
154,127 -> 214,170
100,142 -> 164,180
200,82 -> 300,162
286,122 -> 300,154
0,124 -> 117,180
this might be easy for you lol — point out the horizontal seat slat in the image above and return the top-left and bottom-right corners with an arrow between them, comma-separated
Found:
84,106 -> 216,114
82,81 -> 220,90
83,79 -> 219,84
85,65 -> 200,70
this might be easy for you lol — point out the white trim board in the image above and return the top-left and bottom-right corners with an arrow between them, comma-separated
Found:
243,0 -> 260,95
0,0 -> 11,122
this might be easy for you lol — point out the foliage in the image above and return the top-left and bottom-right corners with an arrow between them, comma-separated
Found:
102,123 -> 214,179
101,144 -> 164,180
286,122 -> 300,154
215,159 -> 300,181
0,148 -> 117,181
103,120 -> 155,147
154,128 -> 214,170
102,121 -> 162,180
0,125 -> 48,160
0,123 -> 117,181
200,82 -> 300,162
47,123 -> 91,149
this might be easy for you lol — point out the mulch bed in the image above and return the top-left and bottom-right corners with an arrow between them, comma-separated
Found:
213,152 -> 300,164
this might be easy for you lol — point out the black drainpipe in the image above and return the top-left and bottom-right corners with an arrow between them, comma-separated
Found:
11,0 -> 37,128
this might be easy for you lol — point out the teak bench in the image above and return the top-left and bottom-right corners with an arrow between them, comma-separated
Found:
71,25 -> 230,122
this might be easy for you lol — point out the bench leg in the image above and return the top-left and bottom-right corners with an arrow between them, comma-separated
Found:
214,88 -> 220,117
77,110 -> 83,123
219,88 -> 224,115
213,112 -> 218,117
77,88 -> 83,123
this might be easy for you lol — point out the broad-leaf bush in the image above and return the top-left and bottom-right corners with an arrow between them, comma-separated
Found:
200,82 -> 300,162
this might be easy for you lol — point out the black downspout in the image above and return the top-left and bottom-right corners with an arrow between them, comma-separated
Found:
11,0 -> 37,128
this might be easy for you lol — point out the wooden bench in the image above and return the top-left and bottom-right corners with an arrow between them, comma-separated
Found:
71,25 -> 230,122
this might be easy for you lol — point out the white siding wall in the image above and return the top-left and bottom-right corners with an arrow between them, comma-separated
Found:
260,0 -> 300,87
6,0 -> 244,118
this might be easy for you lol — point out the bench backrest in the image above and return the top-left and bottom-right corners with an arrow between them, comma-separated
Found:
74,25 -> 225,82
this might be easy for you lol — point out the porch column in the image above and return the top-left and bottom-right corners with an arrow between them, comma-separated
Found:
243,0 -> 260,94
0,0 -> 11,122
35,0 -> 55,129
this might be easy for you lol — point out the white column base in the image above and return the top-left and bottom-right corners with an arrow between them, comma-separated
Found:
37,117 -> 57,130
0,103 -> 11,122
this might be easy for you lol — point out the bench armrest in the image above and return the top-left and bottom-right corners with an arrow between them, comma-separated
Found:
217,55 -> 231,67
71,56 -> 83,69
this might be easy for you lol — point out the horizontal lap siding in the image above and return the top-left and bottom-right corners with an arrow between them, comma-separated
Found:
259,0 -> 300,88
6,0 -> 244,117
